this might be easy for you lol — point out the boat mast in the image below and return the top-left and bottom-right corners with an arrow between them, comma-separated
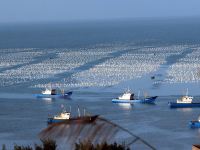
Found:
84,109 -> 86,116
186,88 -> 188,96
63,78 -> 66,94
69,105 -> 71,113
138,90 -> 140,99
50,82 -> 52,90
61,104 -> 65,112
77,106 -> 81,117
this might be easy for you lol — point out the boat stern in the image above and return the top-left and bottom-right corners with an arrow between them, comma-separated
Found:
189,121 -> 200,128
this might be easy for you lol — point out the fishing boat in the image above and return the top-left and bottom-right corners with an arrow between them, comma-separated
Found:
47,106 -> 98,124
189,116 -> 200,128
48,110 -> 71,124
168,89 -> 200,108
35,88 -> 72,99
112,89 -> 157,104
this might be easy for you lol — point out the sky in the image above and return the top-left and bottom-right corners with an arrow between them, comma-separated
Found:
0,0 -> 200,23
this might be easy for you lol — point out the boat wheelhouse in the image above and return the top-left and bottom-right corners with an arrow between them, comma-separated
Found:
118,89 -> 134,100
42,88 -> 56,95
176,95 -> 193,103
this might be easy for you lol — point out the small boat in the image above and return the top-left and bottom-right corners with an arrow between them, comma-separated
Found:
47,106 -> 98,124
168,89 -> 200,108
112,90 -> 157,104
189,116 -> 200,128
35,88 -> 72,99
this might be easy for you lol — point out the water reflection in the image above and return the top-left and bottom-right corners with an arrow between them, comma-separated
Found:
40,98 -> 55,104
118,103 -> 133,110
197,129 -> 200,135
197,128 -> 200,138
41,97 -> 54,101
177,108 -> 192,112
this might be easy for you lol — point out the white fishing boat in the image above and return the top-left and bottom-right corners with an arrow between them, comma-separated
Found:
35,88 -> 72,99
168,89 -> 200,108
112,89 -> 157,104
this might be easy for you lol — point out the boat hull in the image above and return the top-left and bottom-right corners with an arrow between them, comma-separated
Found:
47,115 -> 99,125
189,121 -> 200,128
168,102 -> 200,108
35,91 -> 72,99
112,96 -> 157,104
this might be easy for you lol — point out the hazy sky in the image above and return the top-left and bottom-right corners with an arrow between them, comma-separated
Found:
0,0 -> 200,23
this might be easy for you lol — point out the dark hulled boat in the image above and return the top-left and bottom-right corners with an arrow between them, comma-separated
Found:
47,107 -> 98,125
48,115 -> 99,125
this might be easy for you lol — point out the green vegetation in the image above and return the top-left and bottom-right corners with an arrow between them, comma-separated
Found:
75,141 -> 130,150
2,144 -> 6,150
2,139 -> 57,150
35,139 -> 57,150
14,145 -> 32,150
2,140 -> 130,150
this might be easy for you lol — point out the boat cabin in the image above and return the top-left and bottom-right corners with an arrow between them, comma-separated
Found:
118,91 -> 134,100
177,96 -> 193,103
54,111 -> 70,120
42,89 -> 57,95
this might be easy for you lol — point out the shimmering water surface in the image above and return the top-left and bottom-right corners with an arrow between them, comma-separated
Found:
1,18 -> 200,149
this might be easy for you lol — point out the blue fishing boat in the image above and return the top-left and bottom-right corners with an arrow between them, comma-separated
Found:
169,102 -> 200,108
189,121 -> 200,128
189,116 -> 200,128
168,89 -> 200,108
35,88 -> 72,99
112,90 -> 157,104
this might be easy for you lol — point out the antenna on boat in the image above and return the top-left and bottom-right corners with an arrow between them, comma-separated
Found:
50,82 -> 52,90
186,88 -> 189,96
138,90 -> 140,99
144,91 -> 148,98
69,105 -> 71,113
84,108 -> 86,116
128,86 -> 131,92
77,106 -> 81,117
61,79 -> 66,94
61,104 -> 66,112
